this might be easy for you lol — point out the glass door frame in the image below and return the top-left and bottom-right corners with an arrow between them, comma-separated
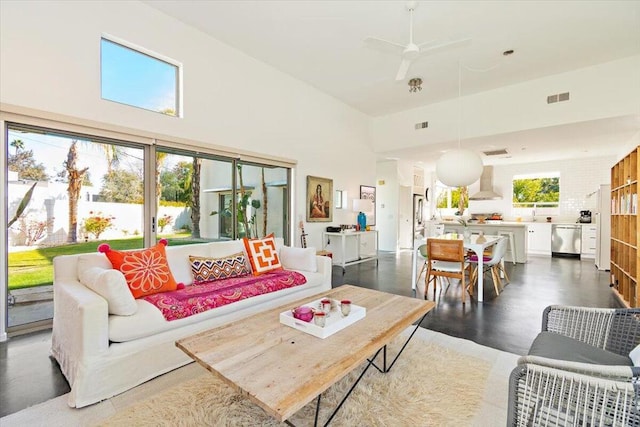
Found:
0,108 -> 294,341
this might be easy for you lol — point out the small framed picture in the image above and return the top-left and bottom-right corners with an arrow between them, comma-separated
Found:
335,190 -> 343,209
307,176 -> 333,222
359,185 -> 376,226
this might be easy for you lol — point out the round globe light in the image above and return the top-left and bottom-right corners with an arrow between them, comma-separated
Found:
435,149 -> 483,187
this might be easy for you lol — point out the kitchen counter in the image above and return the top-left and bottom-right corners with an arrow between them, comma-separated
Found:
435,221 -> 528,263
438,221 -> 527,227
433,221 -> 594,261
438,220 -> 588,227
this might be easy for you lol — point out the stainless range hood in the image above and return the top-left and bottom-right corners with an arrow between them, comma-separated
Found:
469,166 -> 502,200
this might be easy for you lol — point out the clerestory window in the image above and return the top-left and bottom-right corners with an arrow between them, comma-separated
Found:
101,37 -> 180,116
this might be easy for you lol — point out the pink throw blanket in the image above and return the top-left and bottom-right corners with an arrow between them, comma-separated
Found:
143,270 -> 307,321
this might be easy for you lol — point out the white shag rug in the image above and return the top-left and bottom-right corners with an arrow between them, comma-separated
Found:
1,328 -> 519,427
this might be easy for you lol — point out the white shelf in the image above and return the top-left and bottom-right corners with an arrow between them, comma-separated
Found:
322,230 -> 379,273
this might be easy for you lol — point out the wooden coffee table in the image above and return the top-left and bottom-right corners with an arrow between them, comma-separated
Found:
176,285 -> 434,426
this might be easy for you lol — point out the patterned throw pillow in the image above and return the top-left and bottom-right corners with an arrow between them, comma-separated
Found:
98,239 -> 178,299
189,252 -> 251,283
242,233 -> 283,276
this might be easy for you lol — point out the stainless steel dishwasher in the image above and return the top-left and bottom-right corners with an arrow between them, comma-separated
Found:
551,224 -> 582,258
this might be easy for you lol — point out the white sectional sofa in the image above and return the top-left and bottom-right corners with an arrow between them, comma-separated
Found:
51,238 -> 332,408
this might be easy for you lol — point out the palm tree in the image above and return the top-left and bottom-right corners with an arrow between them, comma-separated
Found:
10,139 -> 24,155
237,164 -> 250,237
190,157 -> 202,238
261,168 -> 268,237
65,140 -> 89,243
156,151 -> 167,201
102,144 -> 120,174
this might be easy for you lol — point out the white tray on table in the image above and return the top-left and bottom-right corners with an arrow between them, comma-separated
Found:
279,298 -> 366,339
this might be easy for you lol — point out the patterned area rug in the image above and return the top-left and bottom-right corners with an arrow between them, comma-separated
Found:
99,334 -> 492,426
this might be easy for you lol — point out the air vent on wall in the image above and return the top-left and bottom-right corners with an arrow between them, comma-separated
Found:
547,92 -> 570,104
414,121 -> 428,130
482,149 -> 509,156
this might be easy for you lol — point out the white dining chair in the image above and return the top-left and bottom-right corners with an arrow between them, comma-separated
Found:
414,243 -> 428,289
468,236 -> 509,297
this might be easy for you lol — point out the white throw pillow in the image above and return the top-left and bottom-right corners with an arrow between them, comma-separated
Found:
280,246 -> 317,273
78,266 -> 137,316
630,343 -> 640,366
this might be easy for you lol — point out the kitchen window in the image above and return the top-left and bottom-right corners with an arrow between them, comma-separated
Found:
435,182 -> 468,215
512,172 -> 560,215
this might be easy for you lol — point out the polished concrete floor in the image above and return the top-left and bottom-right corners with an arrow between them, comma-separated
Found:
0,250 -> 618,417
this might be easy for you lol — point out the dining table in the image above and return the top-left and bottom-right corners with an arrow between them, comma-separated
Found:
412,233 -> 504,303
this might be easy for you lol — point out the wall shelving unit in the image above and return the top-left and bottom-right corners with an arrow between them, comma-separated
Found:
610,146 -> 639,307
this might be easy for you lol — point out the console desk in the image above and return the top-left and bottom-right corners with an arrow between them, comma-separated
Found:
321,230 -> 378,273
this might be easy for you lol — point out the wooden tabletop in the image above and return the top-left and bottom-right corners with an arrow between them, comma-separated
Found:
176,285 -> 434,422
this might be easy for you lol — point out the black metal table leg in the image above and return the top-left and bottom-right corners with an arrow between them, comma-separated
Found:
284,312 -> 428,426
369,312 -> 428,373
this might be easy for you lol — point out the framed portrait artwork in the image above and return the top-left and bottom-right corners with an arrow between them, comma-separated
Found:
359,185 -> 376,226
307,176 -> 333,222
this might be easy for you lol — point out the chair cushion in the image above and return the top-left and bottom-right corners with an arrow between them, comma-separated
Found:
629,343 -> 640,366
529,332 -> 632,366
431,260 -> 469,272
467,254 -> 491,262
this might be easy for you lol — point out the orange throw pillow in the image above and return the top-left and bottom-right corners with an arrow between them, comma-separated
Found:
243,233 -> 283,276
98,239 -> 178,298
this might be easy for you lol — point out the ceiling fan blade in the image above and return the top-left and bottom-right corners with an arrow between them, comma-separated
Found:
417,38 -> 472,57
396,58 -> 412,81
364,36 -> 406,56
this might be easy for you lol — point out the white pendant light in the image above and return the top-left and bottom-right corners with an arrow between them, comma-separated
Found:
435,62 -> 483,187
436,149 -> 483,187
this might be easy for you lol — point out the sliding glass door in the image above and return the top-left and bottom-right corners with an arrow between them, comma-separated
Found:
156,149 -> 291,243
4,121 -> 292,334
5,123 -> 146,331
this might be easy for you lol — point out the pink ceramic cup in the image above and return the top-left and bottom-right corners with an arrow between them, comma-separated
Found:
292,306 -> 314,322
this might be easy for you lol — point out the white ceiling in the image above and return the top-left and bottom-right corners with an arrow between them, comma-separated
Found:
145,0 -> 640,166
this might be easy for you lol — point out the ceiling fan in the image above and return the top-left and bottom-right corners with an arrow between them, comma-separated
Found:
365,1 -> 471,81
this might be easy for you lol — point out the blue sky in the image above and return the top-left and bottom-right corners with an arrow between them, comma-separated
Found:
101,39 -> 177,113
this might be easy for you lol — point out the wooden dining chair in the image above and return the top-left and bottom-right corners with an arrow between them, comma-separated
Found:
424,238 -> 471,304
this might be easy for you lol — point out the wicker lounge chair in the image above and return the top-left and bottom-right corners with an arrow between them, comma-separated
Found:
508,305 -> 640,426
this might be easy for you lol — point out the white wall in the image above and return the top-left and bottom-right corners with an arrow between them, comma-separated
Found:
616,134 -> 640,162
372,55 -> 640,150
0,0 -> 376,252
376,161 -> 400,251
0,0 -> 378,339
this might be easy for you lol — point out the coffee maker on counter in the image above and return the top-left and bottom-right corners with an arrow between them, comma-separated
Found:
578,210 -> 592,223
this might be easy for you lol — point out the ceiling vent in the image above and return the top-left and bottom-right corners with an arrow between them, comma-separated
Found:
469,166 -> 502,200
482,149 -> 509,156
414,121 -> 429,130
547,92 -> 570,104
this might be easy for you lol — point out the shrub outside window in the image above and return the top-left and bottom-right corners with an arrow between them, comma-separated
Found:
512,173 -> 560,216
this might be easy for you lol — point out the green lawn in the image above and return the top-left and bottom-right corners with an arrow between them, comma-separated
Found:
7,234 -> 206,290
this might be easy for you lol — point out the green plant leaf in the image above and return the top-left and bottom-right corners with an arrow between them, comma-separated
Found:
8,181 -> 37,228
